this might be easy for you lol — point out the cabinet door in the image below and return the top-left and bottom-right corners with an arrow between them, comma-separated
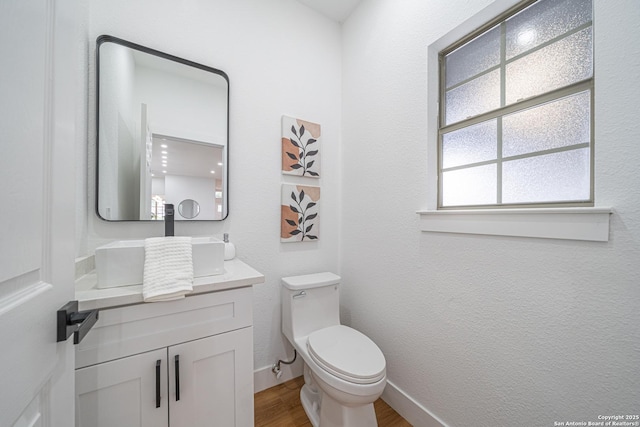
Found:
169,327 -> 254,427
76,348 -> 168,427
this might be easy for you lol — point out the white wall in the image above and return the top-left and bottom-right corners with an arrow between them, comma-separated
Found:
83,0 -> 342,385
134,65 -> 227,144
151,177 -> 165,195
164,175 -> 217,220
341,1 -> 640,426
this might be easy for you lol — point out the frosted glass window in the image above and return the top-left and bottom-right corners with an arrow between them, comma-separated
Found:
442,120 -> 497,169
445,69 -> 500,125
502,148 -> 590,204
442,165 -> 497,207
503,91 -> 590,157
438,0 -> 593,209
506,28 -> 592,104
446,26 -> 500,88
505,0 -> 592,60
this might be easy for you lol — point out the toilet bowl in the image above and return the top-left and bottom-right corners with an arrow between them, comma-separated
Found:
281,273 -> 387,427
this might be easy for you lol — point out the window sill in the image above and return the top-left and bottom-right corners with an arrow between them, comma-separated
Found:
417,207 -> 613,242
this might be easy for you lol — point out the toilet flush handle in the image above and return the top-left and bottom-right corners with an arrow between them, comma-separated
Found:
293,291 -> 306,299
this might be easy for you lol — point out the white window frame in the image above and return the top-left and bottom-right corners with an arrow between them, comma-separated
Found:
419,0 -> 611,241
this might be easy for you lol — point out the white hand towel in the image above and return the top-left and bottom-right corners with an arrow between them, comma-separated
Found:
143,236 -> 194,302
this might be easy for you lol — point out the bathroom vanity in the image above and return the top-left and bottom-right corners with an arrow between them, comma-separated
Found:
74,259 -> 264,427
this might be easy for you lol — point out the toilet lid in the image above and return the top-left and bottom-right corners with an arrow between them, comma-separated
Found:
307,325 -> 386,384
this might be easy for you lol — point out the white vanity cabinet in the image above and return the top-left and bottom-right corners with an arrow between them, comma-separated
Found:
75,286 -> 254,427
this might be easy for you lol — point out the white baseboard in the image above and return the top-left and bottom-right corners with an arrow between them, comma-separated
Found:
381,380 -> 448,427
254,360 -> 304,394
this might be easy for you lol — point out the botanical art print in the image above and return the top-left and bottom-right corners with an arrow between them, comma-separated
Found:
281,184 -> 320,242
282,115 -> 321,178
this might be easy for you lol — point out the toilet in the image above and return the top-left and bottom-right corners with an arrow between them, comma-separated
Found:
281,272 -> 387,427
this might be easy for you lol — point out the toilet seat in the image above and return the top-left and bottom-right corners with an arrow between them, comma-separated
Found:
307,325 -> 386,385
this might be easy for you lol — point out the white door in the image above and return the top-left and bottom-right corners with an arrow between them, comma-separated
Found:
0,0 -> 80,425
75,348 -> 169,427
168,328 -> 254,427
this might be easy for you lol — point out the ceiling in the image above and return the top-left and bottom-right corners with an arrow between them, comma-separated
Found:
151,134 -> 224,181
296,0 -> 363,22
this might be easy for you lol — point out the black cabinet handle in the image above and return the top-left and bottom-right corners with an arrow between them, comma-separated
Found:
175,355 -> 180,401
156,359 -> 161,408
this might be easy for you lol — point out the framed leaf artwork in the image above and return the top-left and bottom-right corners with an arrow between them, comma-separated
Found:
281,184 -> 320,242
281,115 -> 320,178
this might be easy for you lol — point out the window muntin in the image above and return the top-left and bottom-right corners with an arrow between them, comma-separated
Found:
438,0 -> 593,209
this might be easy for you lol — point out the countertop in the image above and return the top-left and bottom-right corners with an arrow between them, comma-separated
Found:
76,258 -> 265,311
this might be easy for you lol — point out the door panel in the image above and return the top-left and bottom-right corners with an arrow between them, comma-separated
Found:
75,348 -> 169,427
169,327 -> 254,427
0,0 -> 47,284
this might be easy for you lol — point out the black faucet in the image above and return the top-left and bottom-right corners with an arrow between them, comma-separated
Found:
164,203 -> 174,236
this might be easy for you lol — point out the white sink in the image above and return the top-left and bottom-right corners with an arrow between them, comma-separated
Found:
95,237 -> 225,289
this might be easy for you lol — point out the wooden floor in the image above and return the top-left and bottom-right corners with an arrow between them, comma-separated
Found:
255,376 -> 412,426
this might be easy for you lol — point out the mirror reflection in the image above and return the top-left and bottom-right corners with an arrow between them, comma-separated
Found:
178,199 -> 200,220
96,35 -> 229,221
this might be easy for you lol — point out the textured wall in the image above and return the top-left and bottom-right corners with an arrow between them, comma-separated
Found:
341,0 -> 640,426
83,0 -> 342,379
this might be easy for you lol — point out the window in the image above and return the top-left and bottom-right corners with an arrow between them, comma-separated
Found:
438,0 -> 593,209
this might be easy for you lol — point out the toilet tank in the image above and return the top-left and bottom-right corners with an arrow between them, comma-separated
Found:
281,272 -> 341,344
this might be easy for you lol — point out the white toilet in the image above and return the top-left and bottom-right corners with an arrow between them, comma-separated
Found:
281,272 -> 387,427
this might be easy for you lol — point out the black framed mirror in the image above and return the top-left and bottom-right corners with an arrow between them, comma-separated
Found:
96,35 -> 229,221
